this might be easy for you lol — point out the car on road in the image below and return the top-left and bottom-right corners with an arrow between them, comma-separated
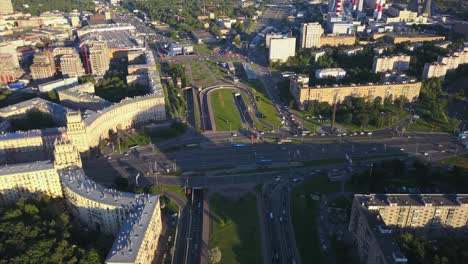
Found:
269,212 -> 274,219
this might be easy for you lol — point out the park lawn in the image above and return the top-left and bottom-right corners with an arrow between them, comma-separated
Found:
118,131 -> 151,152
210,89 -> 243,131
147,123 -> 187,143
193,43 -> 213,56
247,81 -> 281,129
209,193 -> 262,264
406,118 -> 453,132
192,90 -> 202,133
440,154 -> 468,168
291,175 -> 341,264
190,60 -> 219,87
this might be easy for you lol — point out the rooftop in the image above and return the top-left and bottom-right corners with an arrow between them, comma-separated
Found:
0,127 -> 66,140
0,97 -> 67,116
105,195 -> 159,263
355,194 -> 468,208
59,167 -> 136,207
83,93 -> 164,126
0,160 -> 55,176
361,208 -> 408,264
58,167 -> 160,263
81,30 -> 143,50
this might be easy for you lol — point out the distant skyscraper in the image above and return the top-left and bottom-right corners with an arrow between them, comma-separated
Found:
0,0 -> 13,15
300,23 -> 323,49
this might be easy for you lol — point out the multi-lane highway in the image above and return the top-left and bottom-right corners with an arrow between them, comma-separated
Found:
90,133 -> 463,178
185,189 -> 203,264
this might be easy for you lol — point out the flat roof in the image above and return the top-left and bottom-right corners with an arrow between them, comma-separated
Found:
0,97 -> 68,115
355,194 -> 468,207
105,195 -> 159,263
83,94 -> 163,126
59,167 -> 160,263
191,29 -> 215,40
0,127 -> 66,140
0,160 -> 55,176
361,208 -> 408,264
81,30 -> 143,50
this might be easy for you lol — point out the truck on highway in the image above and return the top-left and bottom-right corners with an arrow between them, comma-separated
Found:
256,159 -> 272,169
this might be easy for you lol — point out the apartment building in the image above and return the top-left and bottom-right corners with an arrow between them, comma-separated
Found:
319,34 -> 356,47
30,51 -> 56,82
349,194 -> 468,264
372,55 -> 411,73
60,53 -> 85,77
423,62 -> 448,80
300,22 -> 323,48
86,40 -> 110,76
269,37 -> 296,63
0,139 -> 163,264
265,33 -> 284,48
289,75 -> 421,107
0,53 -> 23,84
0,160 -> 62,205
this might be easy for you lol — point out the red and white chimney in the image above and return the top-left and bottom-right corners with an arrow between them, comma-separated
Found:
353,0 -> 358,11
336,0 -> 342,15
373,0 -> 379,19
377,0 -> 385,20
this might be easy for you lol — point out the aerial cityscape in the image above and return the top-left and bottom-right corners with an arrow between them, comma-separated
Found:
0,0 -> 467,263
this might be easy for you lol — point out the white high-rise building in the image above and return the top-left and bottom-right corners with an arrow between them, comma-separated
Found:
300,23 -> 323,49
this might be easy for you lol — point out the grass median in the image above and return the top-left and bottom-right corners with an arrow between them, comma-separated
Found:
211,89 -> 244,131
291,175 -> 341,264
208,193 -> 262,264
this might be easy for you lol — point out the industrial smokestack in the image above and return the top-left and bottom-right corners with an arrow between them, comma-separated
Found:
373,0 -> 379,19
353,0 -> 357,11
336,0 -> 342,15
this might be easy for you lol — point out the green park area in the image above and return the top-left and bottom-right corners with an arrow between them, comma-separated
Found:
246,81 -> 281,131
161,63 -> 188,119
208,193 -> 262,264
94,75 -> 149,103
189,60 -> 226,88
0,89 -> 36,108
9,110 -> 57,131
193,43 -> 213,56
440,154 -> 468,168
210,89 -> 243,131
290,175 -> 340,264
106,123 -> 187,152
0,197 -> 112,263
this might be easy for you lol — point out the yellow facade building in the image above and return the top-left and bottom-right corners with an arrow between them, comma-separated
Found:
0,139 -> 163,264
0,160 -> 62,204
372,55 -> 411,73
289,75 -> 421,107
319,34 -> 356,47
349,194 -> 468,264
